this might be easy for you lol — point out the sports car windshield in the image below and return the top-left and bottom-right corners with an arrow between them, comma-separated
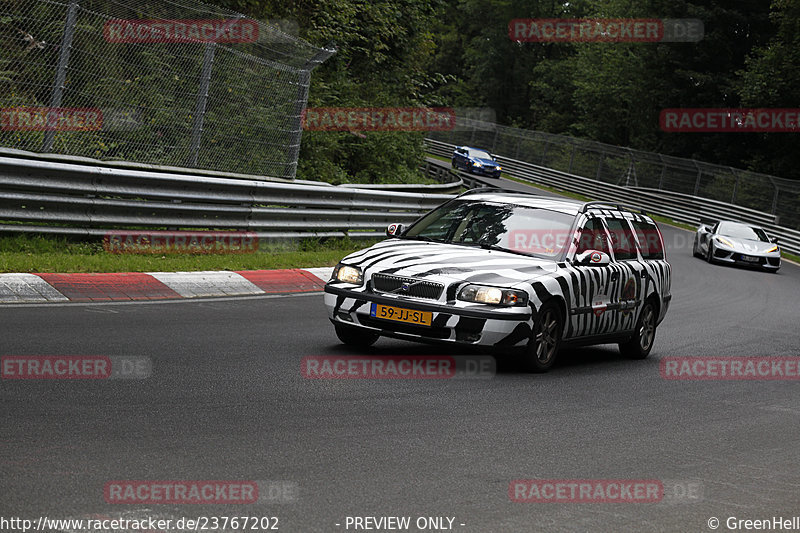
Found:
718,222 -> 769,242
404,200 -> 574,258
468,149 -> 493,159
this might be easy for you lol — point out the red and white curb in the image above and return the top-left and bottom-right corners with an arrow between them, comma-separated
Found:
0,267 -> 333,303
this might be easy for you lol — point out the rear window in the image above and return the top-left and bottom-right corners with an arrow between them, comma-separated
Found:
630,219 -> 665,260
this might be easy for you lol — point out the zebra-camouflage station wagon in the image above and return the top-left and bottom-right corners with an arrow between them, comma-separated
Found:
324,191 -> 672,372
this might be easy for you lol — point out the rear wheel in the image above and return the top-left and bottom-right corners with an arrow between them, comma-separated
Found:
619,299 -> 657,359
334,323 -> 379,347
521,302 -> 562,373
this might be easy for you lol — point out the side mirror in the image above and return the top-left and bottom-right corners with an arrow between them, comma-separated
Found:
698,224 -> 711,233
770,236 -> 779,244
575,250 -> 611,266
386,223 -> 406,237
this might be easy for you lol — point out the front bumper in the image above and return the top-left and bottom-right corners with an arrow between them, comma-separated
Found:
324,284 -> 532,348
711,248 -> 780,269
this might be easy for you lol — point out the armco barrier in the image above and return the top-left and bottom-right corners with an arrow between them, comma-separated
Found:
425,139 -> 800,255
0,152 -> 453,239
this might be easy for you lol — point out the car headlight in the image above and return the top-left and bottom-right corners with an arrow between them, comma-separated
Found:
457,284 -> 528,306
766,245 -> 779,253
497,166 -> 502,171
472,161 -> 481,167
333,264 -> 363,285
715,236 -> 735,248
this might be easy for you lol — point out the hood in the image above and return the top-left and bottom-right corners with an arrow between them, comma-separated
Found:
341,239 -> 557,287
716,236 -> 777,254
472,157 -> 499,166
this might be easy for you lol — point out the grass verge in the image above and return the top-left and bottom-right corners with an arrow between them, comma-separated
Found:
0,234 -> 379,273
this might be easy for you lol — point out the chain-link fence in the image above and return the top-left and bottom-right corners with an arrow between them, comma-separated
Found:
0,0 -> 334,178
432,119 -> 800,229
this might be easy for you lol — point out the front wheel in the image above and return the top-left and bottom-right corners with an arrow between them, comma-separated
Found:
334,323 -> 379,347
692,237 -> 702,257
705,242 -> 715,263
521,302 -> 563,373
619,299 -> 657,359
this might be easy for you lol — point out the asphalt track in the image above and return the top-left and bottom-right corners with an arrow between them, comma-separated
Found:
2,175 -> 800,532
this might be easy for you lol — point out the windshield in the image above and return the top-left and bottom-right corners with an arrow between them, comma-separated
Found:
718,222 -> 769,242
468,149 -> 493,160
404,200 -> 575,258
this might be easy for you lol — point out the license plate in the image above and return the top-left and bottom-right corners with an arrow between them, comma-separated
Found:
741,255 -> 760,262
370,303 -> 432,326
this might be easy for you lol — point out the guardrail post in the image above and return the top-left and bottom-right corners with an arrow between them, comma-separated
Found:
187,42 -> 216,167
42,0 -> 79,153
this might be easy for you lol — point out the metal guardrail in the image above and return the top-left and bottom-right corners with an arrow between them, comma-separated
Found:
0,153 -> 452,239
425,139 -> 800,255
2,139 -> 799,255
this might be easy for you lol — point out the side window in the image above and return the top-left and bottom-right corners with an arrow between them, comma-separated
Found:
575,218 -> 610,254
603,218 -> 639,261
630,219 -> 665,259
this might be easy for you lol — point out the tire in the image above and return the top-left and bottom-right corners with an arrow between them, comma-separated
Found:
692,237 -> 702,258
334,323 -> 379,347
619,299 -> 657,360
521,302 -> 563,373
451,159 -> 457,169
705,241 -> 715,263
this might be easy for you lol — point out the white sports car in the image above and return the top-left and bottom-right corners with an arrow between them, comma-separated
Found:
324,192 -> 672,372
693,220 -> 781,272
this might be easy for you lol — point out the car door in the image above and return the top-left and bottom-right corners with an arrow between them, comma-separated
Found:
601,215 -> 646,334
565,216 -> 617,338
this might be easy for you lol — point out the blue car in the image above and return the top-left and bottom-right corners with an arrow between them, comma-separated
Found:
451,146 -> 502,177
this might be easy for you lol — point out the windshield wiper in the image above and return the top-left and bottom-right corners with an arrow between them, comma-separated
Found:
477,242 -> 538,258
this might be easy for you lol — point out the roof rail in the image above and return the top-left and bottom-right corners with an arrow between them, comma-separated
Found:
580,200 -> 648,215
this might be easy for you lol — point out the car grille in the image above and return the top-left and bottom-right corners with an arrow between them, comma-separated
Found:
371,274 -> 444,300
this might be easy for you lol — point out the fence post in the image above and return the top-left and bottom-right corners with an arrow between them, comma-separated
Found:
540,137 -> 549,165
771,184 -> 779,216
187,42 -> 216,167
657,155 -> 666,190
595,152 -> 603,181
693,165 -> 702,196
284,43 -> 336,179
42,0 -> 79,153
568,143 -> 576,174
729,168 -> 739,204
